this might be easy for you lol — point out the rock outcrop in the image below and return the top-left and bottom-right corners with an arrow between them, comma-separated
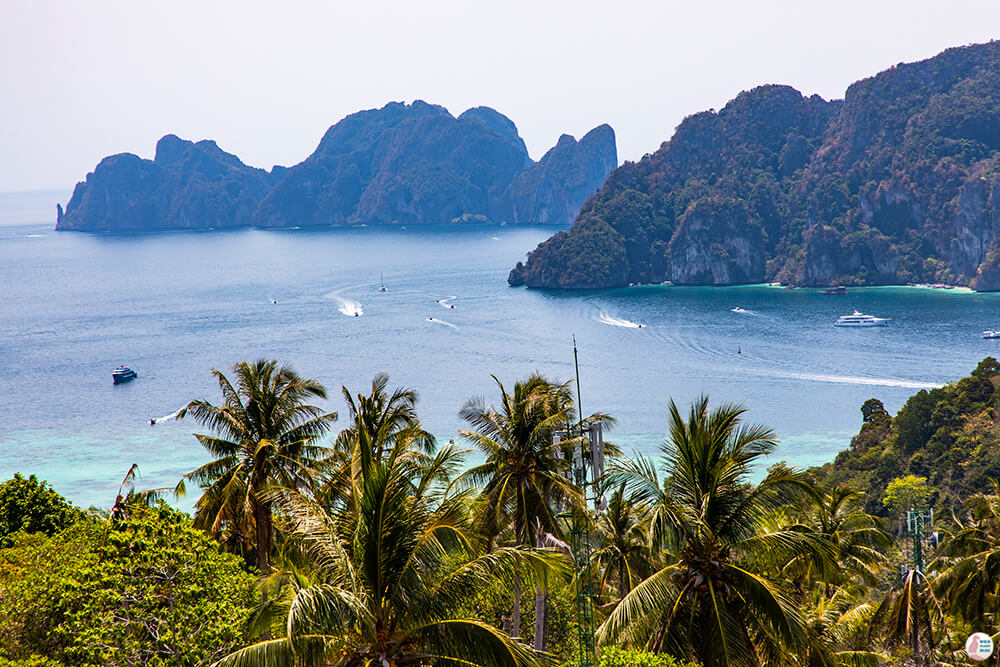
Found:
56,135 -> 277,232
57,102 -> 617,232
506,125 -> 618,225
510,40 -> 1000,292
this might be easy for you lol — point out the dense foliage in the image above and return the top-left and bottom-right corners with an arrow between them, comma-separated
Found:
812,357 -> 1000,514
511,40 -> 1000,290
5,357 -> 1000,666
0,504 -> 256,666
0,473 -> 80,547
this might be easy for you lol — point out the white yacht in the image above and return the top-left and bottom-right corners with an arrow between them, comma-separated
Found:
982,330 -> 1000,339
834,311 -> 889,327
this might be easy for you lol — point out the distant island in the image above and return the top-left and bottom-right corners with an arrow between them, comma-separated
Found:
55,101 -> 617,232
510,40 -> 1000,291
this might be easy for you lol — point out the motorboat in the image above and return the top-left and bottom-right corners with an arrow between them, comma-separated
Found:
983,331 -> 1000,339
821,286 -> 847,295
113,366 -> 137,384
834,311 -> 889,327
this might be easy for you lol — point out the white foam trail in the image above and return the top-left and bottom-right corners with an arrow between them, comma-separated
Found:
26,234 -> 44,238
150,407 -> 185,424
426,317 -> 459,329
731,307 -> 757,315
597,312 -> 644,328
436,296 -> 458,309
767,369 -> 939,389
335,297 -> 363,317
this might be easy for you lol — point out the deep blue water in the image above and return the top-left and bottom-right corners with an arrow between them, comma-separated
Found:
2,192 -> 999,509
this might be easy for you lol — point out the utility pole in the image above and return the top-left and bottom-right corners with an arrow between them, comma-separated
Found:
555,336 -> 601,667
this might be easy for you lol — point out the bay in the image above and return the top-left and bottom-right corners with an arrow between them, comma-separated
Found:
1,192 -> 998,509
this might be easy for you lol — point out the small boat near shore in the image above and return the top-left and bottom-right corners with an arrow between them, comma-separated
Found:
112,366 -> 137,384
834,311 -> 889,327
821,286 -> 847,295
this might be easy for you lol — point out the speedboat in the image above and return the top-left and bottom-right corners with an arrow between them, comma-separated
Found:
834,311 -> 889,327
983,331 -> 1000,339
113,366 -> 137,384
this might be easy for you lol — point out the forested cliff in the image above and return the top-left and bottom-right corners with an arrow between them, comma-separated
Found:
510,41 -> 1000,291
56,102 -> 616,232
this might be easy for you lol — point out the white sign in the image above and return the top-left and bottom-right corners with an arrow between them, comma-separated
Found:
966,633 -> 994,661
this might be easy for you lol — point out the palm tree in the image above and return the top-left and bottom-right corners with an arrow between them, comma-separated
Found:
323,373 -> 436,505
784,484 -> 890,594
457,373 -> 584,643
598,395 -> 835,666
869,570 -> 944,665
212,437 -> 563,667
797,593 -> 884,667
592,484 -> 654,603
931,480 -> 1000,627
180,359 -> 337,575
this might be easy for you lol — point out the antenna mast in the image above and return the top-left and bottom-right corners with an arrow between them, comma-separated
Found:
569,334 -> 596,667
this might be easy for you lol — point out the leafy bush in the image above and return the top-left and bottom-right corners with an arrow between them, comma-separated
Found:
0,474 -> 81,547
0,504 -> 257,666
598,646 -> 698,667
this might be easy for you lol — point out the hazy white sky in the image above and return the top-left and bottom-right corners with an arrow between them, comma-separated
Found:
2,1 -> 1000,192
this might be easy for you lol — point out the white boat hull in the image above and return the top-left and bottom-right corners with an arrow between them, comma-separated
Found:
834,320 -> 888,327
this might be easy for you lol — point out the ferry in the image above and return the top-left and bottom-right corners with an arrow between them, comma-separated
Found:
112,366 -> 138,384
834,311 -> 889,327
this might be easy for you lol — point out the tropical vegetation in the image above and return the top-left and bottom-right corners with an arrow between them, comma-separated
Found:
1,357 -> 1000,666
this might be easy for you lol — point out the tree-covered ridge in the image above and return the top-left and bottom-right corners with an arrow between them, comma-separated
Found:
7,360 -> 1000,665
56,102 -> 617,232
811,357 -> 1000,516
511,40 -> 1000,291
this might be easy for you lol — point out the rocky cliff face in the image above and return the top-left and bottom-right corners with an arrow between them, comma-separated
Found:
667,198 -> 766,285
510,40 -> 1000,291
57,102 -> 617,232
510,84 -> 838,288
56,135 -> 276,232
507,125 -> 617,225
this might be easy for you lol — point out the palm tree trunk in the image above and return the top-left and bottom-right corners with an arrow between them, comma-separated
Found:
534,526 -> 546,650
254,499 -> 272,575
512,495 -> 524,639
253,498 -> 273,640
533,588 -> 545,650
512,569 -> 521,639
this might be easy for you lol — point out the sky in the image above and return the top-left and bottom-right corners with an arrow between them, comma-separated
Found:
2,1 -> 1000,193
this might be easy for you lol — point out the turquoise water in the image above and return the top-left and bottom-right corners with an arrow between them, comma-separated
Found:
2,198 -> 999,508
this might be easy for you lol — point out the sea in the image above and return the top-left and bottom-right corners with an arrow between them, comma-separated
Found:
2,189 -> 998,510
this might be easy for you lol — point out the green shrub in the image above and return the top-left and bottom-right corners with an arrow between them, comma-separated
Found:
597,646 -> 698,667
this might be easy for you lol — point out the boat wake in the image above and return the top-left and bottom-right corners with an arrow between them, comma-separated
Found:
730,307 -> 759,315
334,297 -> 364,317
150,407 -> 185,425
426,317 -> 458,329
765,369 -> 939,389
597,312 -> 644,328
436,296 -> 458,309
